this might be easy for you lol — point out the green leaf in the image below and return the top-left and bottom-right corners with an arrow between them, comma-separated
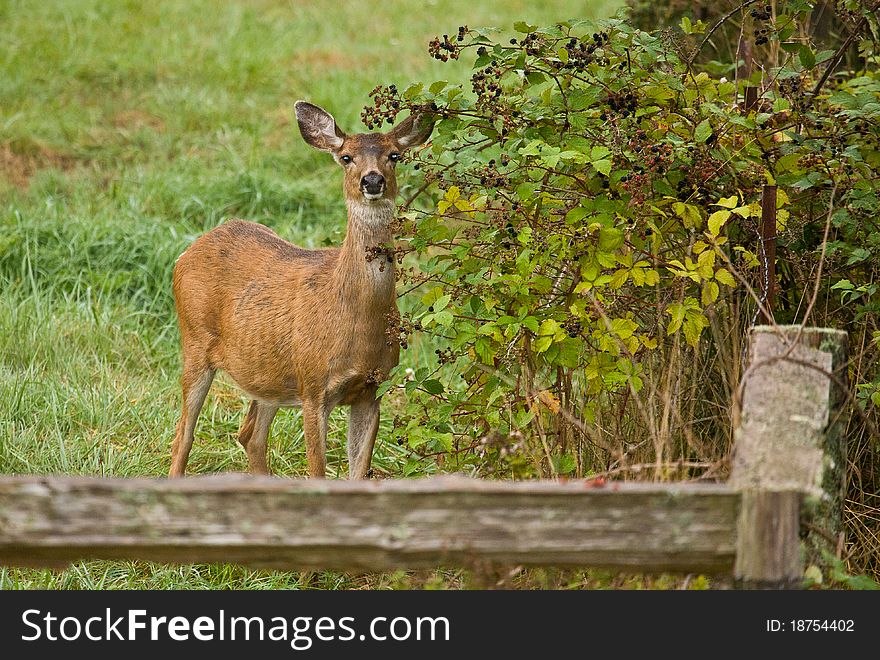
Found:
815,49 -> 836,64
531,275 -> 553,293
434,310 -> 454,327
776,153 -> 802,173
432,294 -> 451,313
695,119 -> 713,143
682,312 -> 708,347
534,335 -> 554,353
475,337 -> 495,364
403,83 -> 423,100
666,302 -> 686,335
565,206 -> 590,224
731,205 -> 753,219
539,319 -> 560,336
673,202 -> 702,229
519,139 -> 545,156
840,574 -> 880,590
773,97 -> 791,113
422,379 -> 445,395
590,146 -> 611,161
515,182 -> 536,201
421,287 -> 445,307
715,268 -> 736,287
713,195 -> 739,209
514,21 -> 536,33
610,268 -> 629,289
595,252 -> 617,269
598,227 -> 624,251
610,317 -> 637,339
797,45 -> 815,70
521,316 -> 540,333
555,339 -> 581,367
407,427 -> 428,448
697,249 -> 715,271
592,159 -> 612,176
568,87 -> 604,110
847,248 -> 871,265
552,453 -> 577,475
679,15 -> 692,34
701,280 -> 719,306
438,432 -> 455,452
515,248 -> 532,274
707,209 -> 731,237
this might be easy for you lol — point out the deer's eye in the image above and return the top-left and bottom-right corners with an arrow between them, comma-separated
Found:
389,152 -> 401,162
340,154 -> 352,164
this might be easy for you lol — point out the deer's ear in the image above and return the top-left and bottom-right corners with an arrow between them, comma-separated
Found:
389,112 -> 435,149
295,101 -> 346,151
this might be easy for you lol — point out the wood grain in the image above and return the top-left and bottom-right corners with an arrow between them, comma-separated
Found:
0,475 -> 739,573
734,490 -> 802,589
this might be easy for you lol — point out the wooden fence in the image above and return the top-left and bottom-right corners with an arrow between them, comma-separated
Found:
0,327 -> 849,588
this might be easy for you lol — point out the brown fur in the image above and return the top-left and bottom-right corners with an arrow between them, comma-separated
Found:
168,101 -> 432,478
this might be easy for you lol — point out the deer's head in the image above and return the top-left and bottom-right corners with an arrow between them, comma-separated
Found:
294,101 -> 434,203
295,101 -> 433,205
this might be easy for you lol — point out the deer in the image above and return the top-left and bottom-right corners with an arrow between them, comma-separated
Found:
168,101 -> 433,479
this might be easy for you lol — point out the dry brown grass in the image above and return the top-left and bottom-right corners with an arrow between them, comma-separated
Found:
0,141 -> 78,188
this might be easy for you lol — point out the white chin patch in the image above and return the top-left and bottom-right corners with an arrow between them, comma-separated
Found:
362,191 -> 385,201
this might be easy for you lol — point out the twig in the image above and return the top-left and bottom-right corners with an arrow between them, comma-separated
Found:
810,2 -> 880,99
402,161 -> 454,209
586,460 -> 720,481
794,183 -> 837,332
687,0 -> 763,68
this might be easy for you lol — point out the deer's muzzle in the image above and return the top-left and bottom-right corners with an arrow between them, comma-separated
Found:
361,172 -> 386,199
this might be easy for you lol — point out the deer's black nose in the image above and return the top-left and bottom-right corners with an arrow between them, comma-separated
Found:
361,172 -> 385,196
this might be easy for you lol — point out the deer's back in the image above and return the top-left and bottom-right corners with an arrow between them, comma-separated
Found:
173,220 -> 340,391
173,219 -> 335,316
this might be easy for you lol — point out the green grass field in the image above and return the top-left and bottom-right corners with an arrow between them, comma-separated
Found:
0,0 -> 623,589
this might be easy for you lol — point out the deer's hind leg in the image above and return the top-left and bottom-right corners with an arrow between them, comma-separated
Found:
238,399 -> 279,475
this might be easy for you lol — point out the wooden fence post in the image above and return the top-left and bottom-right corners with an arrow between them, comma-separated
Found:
734,490 -> 802,589
731,326 -> 849,587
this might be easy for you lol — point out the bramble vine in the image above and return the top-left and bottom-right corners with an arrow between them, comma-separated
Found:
368,5 -> 879,491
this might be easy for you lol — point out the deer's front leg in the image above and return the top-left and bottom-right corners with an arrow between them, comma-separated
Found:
347,398 -> 380,480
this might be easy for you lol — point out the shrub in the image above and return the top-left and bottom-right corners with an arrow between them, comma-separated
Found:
369,4 -> 880,577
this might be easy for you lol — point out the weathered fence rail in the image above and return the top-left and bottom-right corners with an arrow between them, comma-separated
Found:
0,477 -> 739,574
0,327 -> 849,588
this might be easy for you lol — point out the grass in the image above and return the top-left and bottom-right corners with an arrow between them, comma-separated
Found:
0,0 -> 624,589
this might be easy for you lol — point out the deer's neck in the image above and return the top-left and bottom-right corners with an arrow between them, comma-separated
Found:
335,200 -> 396,307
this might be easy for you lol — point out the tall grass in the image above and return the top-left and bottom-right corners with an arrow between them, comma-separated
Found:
0,0 -> 622,589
